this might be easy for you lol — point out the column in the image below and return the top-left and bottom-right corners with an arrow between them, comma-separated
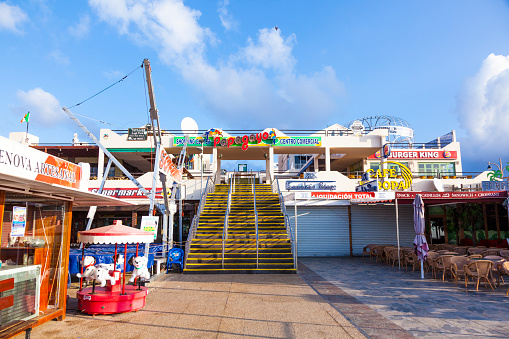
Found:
97,148 -> 105,180
314,155 -> 319,172
325,146 -> 331,172
269,147 -> 274,183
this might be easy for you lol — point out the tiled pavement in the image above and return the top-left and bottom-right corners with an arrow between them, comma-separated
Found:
300,257 -> 509,338
17,257 -> 509,338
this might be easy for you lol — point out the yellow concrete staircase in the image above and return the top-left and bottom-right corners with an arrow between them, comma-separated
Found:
184,182 -> 295,273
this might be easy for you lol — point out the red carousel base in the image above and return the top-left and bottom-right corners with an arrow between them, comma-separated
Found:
77,284 -> 148,315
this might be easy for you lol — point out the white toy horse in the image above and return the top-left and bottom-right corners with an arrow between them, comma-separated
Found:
128,256 -> 150,283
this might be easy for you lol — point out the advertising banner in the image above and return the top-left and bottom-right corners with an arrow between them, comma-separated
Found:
173,136 -> 321,148
11,206 -> 27,237
89,187 -> 163,199
0,136 -> 82,189
141,216 -> 159,240
158,148 -> 182,183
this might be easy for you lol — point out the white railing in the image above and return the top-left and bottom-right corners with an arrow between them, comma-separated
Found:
253,180 -> 259,268
276,179 -> 296,268
184,177 -> 215,268
221,176 -> 233,269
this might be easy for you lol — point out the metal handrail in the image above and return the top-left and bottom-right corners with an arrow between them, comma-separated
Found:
276,179 -> 296,268
222,174 -> 233,269
184,177 -> 213,268
253,180 -> 259,268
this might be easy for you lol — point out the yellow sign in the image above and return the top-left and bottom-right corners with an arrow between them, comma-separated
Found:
364,161 -> 412,190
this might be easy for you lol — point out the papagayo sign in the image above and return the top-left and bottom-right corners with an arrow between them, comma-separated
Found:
362,161 -> 412,190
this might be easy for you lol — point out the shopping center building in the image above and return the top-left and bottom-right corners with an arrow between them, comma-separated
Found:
20,115 -> 507,257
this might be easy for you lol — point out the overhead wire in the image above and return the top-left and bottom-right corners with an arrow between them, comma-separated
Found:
67,63 -> 143,109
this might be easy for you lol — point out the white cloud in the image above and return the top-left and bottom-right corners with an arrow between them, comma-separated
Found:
68,14 -> 91,38
49,50 -> 70,65
0,2 -> 28,33
217,0 -> 237,31
456,53 -> 509,161
88,0 -> 344,128
16,88 -> 64,126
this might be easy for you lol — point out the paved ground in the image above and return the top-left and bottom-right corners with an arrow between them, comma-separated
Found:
17,257 -> 509,338
300,257 -> 509,338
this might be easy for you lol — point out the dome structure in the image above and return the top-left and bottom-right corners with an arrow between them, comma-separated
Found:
346,115 -> 414,144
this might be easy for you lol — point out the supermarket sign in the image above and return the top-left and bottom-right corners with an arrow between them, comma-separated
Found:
0,136 -> 81,189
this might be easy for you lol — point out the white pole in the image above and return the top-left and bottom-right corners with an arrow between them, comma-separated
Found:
395,198 -> 400,269
294,196 -> 298,270
200,150 -> 203,197
421,260 -> 424,279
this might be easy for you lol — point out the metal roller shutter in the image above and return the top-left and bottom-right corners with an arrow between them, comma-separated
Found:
287,206 -> 350,257
351,204 -> 415,256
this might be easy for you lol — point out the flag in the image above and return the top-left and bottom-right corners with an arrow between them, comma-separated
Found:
20,111 -> 30,123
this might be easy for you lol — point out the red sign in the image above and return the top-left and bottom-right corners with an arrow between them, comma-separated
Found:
310,192 -> 375,199
159,148 -> 182,183
395,191 -> 507,200
89,188 -> 163,199
369,150 -> 457,160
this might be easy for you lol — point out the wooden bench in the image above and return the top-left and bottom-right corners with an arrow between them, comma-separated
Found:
0,320 -> 37,339
0,278 -> 37,338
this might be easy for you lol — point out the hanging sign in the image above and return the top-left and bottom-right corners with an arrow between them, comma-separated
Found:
159,148 -> 182,183
141,216 -> 159,240
11,206 -> 27,237
127,128 -> 148,141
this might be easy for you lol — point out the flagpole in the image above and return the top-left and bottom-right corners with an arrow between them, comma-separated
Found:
24,111 -> 30,144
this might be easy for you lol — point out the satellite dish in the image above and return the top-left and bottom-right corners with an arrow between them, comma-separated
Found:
181,117 -> 198,138
433,178 -> 444,192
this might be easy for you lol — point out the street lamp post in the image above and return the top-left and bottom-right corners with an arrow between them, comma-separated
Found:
487,158 -> 507,180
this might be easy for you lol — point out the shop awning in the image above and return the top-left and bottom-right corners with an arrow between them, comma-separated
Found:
0,172 -> 135,207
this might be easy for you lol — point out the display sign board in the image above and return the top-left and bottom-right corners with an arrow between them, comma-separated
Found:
141,216 -> 159,240
89,187 -> 163,199
238,164 -> 247,172
0,136 -> 81,189
295,191 -> 395,200
369,150 -> 457,160
482,181 -> 509,191
158,148 -> 182,183
173,136 -> 321,148
11,206 -> 27,237
395,191 -> 507,200
355,180 -> 378,192
127,128 -> 148,141
286,180 -> 336,191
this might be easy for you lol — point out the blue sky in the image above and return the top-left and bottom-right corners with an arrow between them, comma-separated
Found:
2,0 -> 509,173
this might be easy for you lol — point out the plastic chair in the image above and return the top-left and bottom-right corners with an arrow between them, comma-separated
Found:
166,248 -> 184,273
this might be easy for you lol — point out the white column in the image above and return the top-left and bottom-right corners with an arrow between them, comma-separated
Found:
325,146 -> 331,172
97,148 -> 105,180
314,155 -> 319,172
265,155 -> 270,184
212,147 -> 217,175
269,146 -> 274,183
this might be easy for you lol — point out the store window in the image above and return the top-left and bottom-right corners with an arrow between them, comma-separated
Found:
418,162 -> 455,177
1,193 -> 68,322
294,155 -> 312,169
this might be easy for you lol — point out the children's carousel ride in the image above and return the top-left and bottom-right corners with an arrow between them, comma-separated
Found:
76,220 -> 154,315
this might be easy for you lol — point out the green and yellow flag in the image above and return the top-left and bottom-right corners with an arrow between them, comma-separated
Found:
20,111 -> 30,123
